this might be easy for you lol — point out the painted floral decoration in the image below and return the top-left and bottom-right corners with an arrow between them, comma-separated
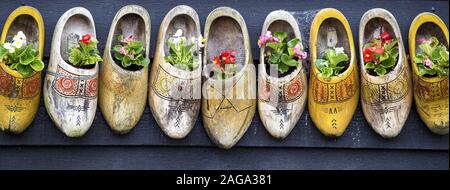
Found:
164,29 -> 199,71
414,36 -> 449,77
112,35 -> 150,69
212,49 -> 237,79
259,31 -> 307,74
363,31 -> 399,76
0,31 -> 44,77
68,34 -> 103,67
316,47 -> 349,78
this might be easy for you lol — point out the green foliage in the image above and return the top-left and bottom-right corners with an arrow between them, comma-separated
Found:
0,43 -> 44,77
315,47 -> 349,78
264,32 -> 302,74
164,37 -> 198,71
112,35 -> 150,69
414,36 -> 449,77
363,38 -> 399,76
68,38 -> 102,67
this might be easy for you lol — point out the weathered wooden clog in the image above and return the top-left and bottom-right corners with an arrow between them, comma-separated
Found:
308,8 -> 359,137
258,10 -> 307,139
99,5 -> 150,134
409,12 -> 449,135
43,7 -> 99,137
0,6 -> 44,134
359,8 -> 412,138
202,7 -> 256,149
149,5 -> 201,139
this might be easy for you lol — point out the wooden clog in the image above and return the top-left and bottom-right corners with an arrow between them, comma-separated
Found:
258,10 -> 307,139
409,12 -> 449,135
0,6 -> 44,134
202,7 -> 256,149
99,5 -> 150,134
43,7 -> 99,137
308,8 -> 359,137
359,8 -> 412,138
149,5 -> 201,139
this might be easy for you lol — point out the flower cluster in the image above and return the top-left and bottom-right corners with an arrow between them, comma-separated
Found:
316,47 -> 349,78
112,35 -> 149,69
68,34 -> 103,67
0,31 -> 44,77
363,32 -> 399,76
259,31 -> 307,74
212,49 -> 238,79
164,29 -> 198,71
414,36 -> 449,77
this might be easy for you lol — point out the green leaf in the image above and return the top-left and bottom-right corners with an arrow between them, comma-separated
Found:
274,32 -> 286,42
69,48 -> 82,65
384,39 -> 398,51
266,42 -> 278,50
30,59 -> 44,71
419,43 -> 432,56
0,45 -> 7,59
16,63 -> 34,77
278,63 -> 289,73
319,67 -> 333,78
19,53 -> 34,65
374,67 -> 387,76
268,54 -> 280,64
365,62 -> 375,69
328,52 -> 348,66
315,59 -> 328,70
287,38 -> 300,48
381,57 -> 396,68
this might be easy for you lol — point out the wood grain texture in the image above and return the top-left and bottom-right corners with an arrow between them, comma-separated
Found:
0,0 -> 448,151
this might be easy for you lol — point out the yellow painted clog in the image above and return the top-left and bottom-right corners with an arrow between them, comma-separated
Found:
409,12 -> 449,135
308,8 -> 359,137
0,6 -> 44,134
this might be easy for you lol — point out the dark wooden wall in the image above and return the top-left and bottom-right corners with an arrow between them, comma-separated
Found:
0,0 -> 448,170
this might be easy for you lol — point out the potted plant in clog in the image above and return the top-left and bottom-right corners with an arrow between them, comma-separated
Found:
258,10 -> 308,139
409,12 -> 449,135
0,6 -> 44,134
308,8 -> 359,137
43,7 -> 102,137
359,8 -> 412,138
149,5 -> 202,139
99,5 -> 150,134
202,7 -> 256,149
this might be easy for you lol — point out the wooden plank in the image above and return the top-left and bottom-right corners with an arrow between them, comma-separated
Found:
0,146 -> 447,170
0,0 -> 448,150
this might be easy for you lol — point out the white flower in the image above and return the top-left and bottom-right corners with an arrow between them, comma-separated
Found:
335,47 -> 344,54
12,40 -> 24,49
3,43 -> 15,53
13,31 -> 26,42
173,29 -> 183,38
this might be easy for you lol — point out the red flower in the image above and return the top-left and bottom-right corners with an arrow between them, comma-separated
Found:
381,32 -> 391,43
213,55 -> 220,65
374,47 -> 384,55
221,51 -> 230,58
230,56 -> 236,63
80,34 -> 92,44
230,50 -> 236,56
363,48 -> 374,62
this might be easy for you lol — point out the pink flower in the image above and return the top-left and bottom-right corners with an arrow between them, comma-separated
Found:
273,37 -> 280,43
258,31 -> 275,47
119,47 -> 126,55
264,31 -> 273,39
294,44 -> 307,60
121,35 -> 134,44
418,37 -> 431,44
424,58 -> 432,67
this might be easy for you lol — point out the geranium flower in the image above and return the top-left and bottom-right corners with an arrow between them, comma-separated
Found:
258,31 -> 275,47
13,31 -> 26,42
418,37 -> 431,44
363,48 -> 374,62
213,55 -> 220,65
424,58 -> 432,68
381,32 -> 391,42
374,47 -> 384,55
119,47 -> 126,55
121,35 -> 134,44
3,43 -> 15,53
294,44 -> 307,60
80,34 -> 92,44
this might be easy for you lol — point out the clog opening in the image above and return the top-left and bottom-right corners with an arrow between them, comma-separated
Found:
6,15 -> 39,50
264,20 -> 298,77
60,14 -> 96,70
111,13 -> 146,71
362,18 -> 398,76
206,16 -> 245,79
316,18 -> 350,74
164,14 -> 200,72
